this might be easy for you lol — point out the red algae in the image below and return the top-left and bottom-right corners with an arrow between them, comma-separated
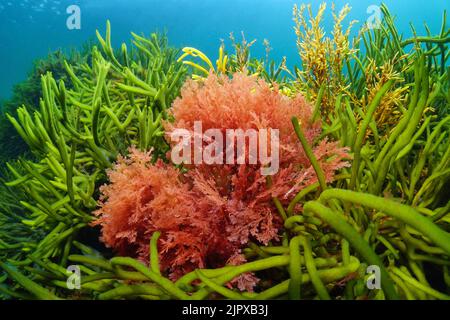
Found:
94,72 -> 350,287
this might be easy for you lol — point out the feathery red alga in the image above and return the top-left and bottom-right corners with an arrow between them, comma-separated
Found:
94,72 -> 350,287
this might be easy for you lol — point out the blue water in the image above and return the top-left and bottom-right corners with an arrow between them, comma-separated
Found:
0,0 -> 449,101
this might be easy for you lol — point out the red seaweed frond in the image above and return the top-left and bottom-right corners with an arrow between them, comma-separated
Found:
94,72 -> 350,288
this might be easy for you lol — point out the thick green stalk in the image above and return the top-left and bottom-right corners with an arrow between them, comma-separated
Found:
287,182 -> 319,215
288,236 -> 302,300
301,237 -> 330,300
196,271 -> 247,300
349,80 -> 394,190
319,189 -> 450,254
303,201 -> 399,300
0,262 -> 60,300
98,284 -> 166,300
110,257 -> 190,300
291,117 -> 327,191
401,36 -> 450,47
254,257 -> 360,300
191,255 -> 290,300
150,231 -> 161,276
373,56 -> 429,194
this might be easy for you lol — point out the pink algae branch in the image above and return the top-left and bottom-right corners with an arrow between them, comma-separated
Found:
93,72 -> 350,288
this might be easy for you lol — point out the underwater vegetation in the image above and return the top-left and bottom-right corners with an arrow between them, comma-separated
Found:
0,48 -> 91,166
94,73 -> 350,286
0,3 -> 449,300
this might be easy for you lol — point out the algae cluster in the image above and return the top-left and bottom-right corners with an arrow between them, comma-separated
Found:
0,4 -> 449,300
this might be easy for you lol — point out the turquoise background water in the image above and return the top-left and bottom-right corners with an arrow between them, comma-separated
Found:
0,0 -> 448,101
